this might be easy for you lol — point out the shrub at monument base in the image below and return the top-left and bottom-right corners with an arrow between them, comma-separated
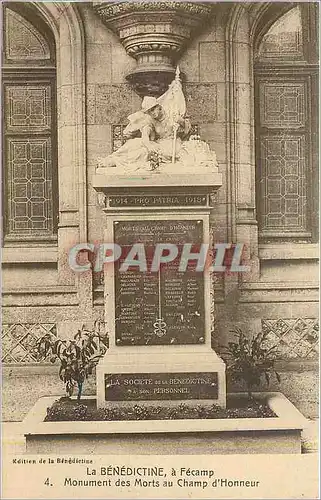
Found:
35,322 -> 108,401
220,328 -> 281,399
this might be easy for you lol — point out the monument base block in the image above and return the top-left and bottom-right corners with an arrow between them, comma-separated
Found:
93,170 -> 226,413
96,347 -> 226,409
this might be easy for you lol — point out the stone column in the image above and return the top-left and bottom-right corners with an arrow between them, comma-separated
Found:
226,7 -> 260,284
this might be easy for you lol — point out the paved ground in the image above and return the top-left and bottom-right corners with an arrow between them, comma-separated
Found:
2,422 -> 26,455
301,418 -> 319,453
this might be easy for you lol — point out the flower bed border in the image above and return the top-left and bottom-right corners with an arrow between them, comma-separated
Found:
23,392 -> 307,455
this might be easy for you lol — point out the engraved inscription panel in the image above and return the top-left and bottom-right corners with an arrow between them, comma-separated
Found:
109,195 -> 207,208
105,372 -> 218,401
114,220 -> 204,346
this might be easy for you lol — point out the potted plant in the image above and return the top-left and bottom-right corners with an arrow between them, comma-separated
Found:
220,327 -> 281,399
35,321 -> 108,401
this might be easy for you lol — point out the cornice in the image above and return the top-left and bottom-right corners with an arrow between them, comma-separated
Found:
93,1 -> 213,19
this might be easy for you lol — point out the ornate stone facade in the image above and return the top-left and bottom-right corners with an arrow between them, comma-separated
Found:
92,1 -> 214,95
1,2 -> 319,421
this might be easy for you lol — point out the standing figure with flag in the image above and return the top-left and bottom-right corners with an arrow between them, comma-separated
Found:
157,66 -> 190,164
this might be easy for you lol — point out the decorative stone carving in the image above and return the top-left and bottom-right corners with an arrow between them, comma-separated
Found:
2,323 -> 57,363
96,68 -> 219,175
262,318 -> 319,359
92,1 -> 214,96
97,192 -> 107,208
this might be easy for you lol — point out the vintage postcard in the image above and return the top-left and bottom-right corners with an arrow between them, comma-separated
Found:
1,0 -> 319,498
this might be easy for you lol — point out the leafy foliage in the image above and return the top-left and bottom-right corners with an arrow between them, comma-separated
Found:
45,399 -> 276,422
148,150 -> 161,170
35,321 -> 108,400
220,327 -> 280,398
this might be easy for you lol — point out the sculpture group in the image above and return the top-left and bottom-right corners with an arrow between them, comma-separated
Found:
97,68 -> 218,174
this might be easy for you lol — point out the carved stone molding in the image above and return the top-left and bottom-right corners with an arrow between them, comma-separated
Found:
92,1 -> 214,96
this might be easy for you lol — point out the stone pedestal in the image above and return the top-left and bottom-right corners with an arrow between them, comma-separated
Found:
93,171 -> 226,409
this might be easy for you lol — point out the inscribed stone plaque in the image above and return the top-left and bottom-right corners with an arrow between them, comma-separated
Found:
109,194 -> 207,208
105,372 -> 218,401
113,220 -> 204,346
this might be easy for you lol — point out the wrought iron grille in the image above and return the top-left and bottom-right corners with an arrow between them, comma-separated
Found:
262,318 -> 319,359
2,323 -> 57,363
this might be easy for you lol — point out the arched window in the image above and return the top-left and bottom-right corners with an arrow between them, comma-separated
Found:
2,5 -> 57,242
255,5 -> 318,242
